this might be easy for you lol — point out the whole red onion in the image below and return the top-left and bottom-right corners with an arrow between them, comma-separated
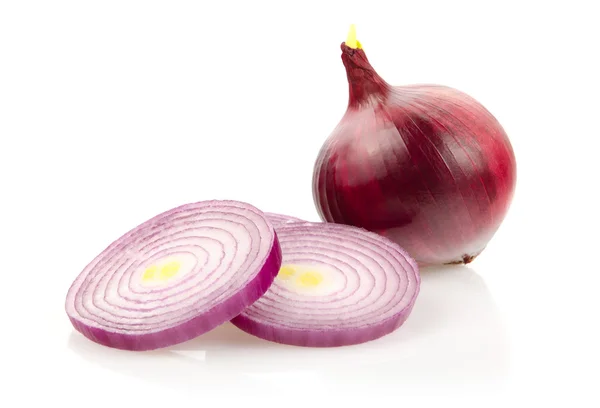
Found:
312,26 -> 517,266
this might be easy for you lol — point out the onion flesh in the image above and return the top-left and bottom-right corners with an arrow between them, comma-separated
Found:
231,222 -> 420,347
264,212 -> 305,226
65,200 -> 282,351
312,27 -> 517,266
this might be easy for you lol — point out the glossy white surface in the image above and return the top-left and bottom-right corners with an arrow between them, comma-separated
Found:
1,1 -> 598,407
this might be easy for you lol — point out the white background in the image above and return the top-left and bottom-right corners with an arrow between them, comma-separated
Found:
1,0 -> 599,407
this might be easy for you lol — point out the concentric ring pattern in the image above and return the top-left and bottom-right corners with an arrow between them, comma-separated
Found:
231,222 -> 420,347
65,200 -> 282,351
264,212 -> 305,226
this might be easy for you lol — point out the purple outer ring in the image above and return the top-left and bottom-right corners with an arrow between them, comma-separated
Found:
67,201 -> 283,352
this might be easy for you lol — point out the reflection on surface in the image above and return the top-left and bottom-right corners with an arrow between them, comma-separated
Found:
68,265 -> 508,392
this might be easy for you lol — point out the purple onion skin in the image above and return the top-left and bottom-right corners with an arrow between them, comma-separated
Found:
313,43 -> 517,266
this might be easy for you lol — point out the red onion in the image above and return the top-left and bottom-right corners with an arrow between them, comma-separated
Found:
312,26 -> 517,266
65,200 -> 282,351
231,222 -> 420,347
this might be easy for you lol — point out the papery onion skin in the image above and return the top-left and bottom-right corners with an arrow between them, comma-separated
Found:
65,200 -> 282,351
312,40 -> 517,266
231,222 -> 420,347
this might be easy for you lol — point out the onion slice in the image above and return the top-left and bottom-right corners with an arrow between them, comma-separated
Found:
65,200 -> 282,351
231,222 -> 420,347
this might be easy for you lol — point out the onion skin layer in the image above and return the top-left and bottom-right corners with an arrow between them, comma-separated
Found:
312,43 -> 517,266
65,200 -> 282,351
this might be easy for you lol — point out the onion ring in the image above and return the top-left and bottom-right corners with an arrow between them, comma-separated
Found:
231,222 -> 420,347
65,200 -> 282,351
